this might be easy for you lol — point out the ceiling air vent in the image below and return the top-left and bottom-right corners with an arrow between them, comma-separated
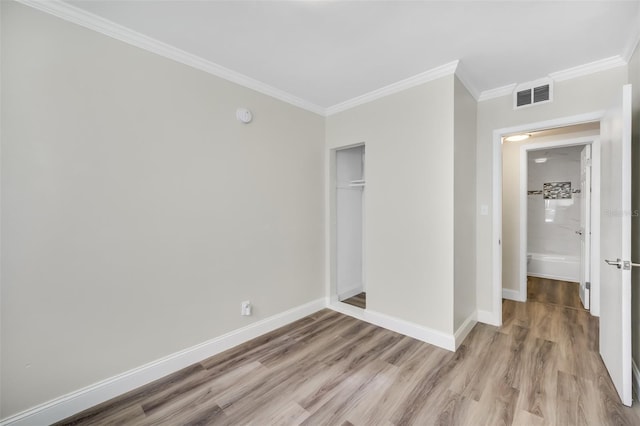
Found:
513,78 -> 553,109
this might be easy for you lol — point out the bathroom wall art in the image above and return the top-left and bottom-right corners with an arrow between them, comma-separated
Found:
543,181 -> 571,199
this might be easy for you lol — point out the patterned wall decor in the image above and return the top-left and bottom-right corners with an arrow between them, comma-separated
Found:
543,182 -> 572,199
527,188 -> 581,196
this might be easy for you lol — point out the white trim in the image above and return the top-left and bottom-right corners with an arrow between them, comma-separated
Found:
492,124 -> 504,326
15,0 -> 326,116
589,140 -> 602,317
325,61 -> 459,116
479,84 -> 517,102
633,359 -> 640,401
479,55 -> 627,102
331,143 -> 367,307
325,148 -> 337,305
491,111 -> 605,329
502,288 -> 523,302
519,144 -> 529,303
620,84 -> 633,406
454,311 -> 478,349
328,302 -> 456,351
476,309 -> 500,326
14,0 -> 636,117
549,56 -> 627,82
0,298 -> 326,426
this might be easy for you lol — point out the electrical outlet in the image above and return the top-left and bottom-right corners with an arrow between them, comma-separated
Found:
241,301 -> 252,316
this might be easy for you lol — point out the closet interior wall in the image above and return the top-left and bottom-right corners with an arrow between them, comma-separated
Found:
336,145 -> 365,302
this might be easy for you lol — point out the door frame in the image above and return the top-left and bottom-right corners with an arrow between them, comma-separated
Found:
491,111 -> 605,325
517,136 -> 600,315
329,142 -> 366,305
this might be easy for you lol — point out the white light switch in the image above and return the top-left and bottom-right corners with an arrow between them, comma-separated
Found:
480,205 -> 489,215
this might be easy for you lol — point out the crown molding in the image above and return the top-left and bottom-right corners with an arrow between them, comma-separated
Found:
15,0 -> 638,115
549,55 -> 627,82
325,60 -> 459,116
478,83 -> 517,102
478,54 -> 628,102
16,0 -> 326,116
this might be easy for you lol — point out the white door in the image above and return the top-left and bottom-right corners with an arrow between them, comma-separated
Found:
600,84 -> 632,406
579,145 -> 591,310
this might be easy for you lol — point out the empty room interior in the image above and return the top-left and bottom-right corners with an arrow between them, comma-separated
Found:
3,1 -> 640,425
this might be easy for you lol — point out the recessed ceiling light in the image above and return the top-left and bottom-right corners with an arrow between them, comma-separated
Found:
534,157 -> 547,163
504,133 -> 530,142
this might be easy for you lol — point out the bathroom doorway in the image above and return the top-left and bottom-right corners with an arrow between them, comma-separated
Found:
500,121 -> 601,314
525,144 -> 591,310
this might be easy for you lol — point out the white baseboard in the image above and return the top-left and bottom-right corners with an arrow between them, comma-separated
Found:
328,302 -> 455,351
476,309 -> 501,326
0,298 -> 326,426
454,311 -> 478,349
502,288 -> 523,302
633,358 -> 640,401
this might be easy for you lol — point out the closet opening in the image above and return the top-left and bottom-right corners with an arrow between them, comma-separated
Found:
335,144 -> 366,309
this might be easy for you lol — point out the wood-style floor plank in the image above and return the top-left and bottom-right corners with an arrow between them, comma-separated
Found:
527,276 -> 586,310
341,292 -> 366,309
57,278 -> 639,426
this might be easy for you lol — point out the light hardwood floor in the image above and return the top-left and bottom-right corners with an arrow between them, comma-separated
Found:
527,276 -> 586,310
58,298 -> 639,425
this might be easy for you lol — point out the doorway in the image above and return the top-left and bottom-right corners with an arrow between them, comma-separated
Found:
501,126 -> 600,315
490,112 -> 605,326
491,86 -> 634,406
522,142 -> 595,311
335,144 -> 366,309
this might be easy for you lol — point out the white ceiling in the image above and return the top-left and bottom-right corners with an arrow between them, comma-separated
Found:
62,0 -> 640,111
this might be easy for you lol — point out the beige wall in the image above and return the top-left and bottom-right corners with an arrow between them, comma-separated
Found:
453,77 -> 477,329
476,67 -> 629,315
4,0 -> 638,418
629,42 -> 640,370
326,75 -> 455,334
1,2 -> 325,417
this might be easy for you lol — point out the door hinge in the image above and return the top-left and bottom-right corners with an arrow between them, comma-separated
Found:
586,281 -> 591,290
